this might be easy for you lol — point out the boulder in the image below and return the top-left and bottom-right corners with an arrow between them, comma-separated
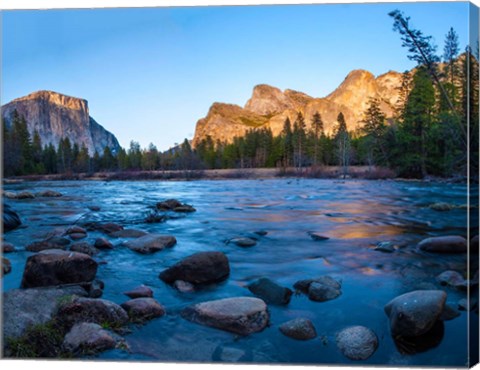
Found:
88,205 -> 101,211
247,278 -> 292,305
3,203 -> 21,232
3,286 -> 88,340
123,234 -> 176,254
69,233 -> 87,241
123,285 -> 154,299
16,191 -> 35,199
121,298 -> 165,321
63,322 -> 116,354
294,276 -> 342,302
36,190 -> 62,197
156,199 -> 196,212
182,297 -> 269,335
70,242 -> 99,256
173,205 -> 196,213
48,236 -> 71,246
55,297 -> 129,329
436,270 -> 467,289
2,242 -> 16,253
254,230 -> 268,236
86,280 -> 105,298
279,318 -> 317,340
87,222 -> 124,235
2,257 -> 12,276
160,251 -> 230,286
173,280 -> 195,293
110,229 -> 149,238
384,290 -> 447,337
229,237 -> 257,247
26,240 -> 67,252
336,326 -> 378,360
21,249 -> 98,288
94,238 -> 114,250
308,232 -> 330,241
418,236 -> 467,253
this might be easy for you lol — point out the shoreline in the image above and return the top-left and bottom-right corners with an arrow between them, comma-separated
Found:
2,166 -> 470,184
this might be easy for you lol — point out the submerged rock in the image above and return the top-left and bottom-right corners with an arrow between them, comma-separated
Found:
87,222 -> 124,235
308,232 -> 330,241
110,229 -> 149,238
336,326 -> 378,360
123,234 -> 176,254
121,298 -> 165,321
173,280 -> 195,293
26,240 -> 67,252
160,251 -> 230,286
3,203 -> 21,232
123,285 -> 153,299
21,249 -> 98,288
56,297 -> 129,329
279,318 -> 317,340
294,276 -> 342,302
94,238 -> 114,250
229,237 -> 257,247
70,233 -> 87,241
3,286 -> 88,340
16,191 -> 35,199
70,242 -> 99,256
63,322 -> 117,354
36,190 -> 62,197
247,277 -> 292,305
182,297 -> 269,335
65,226 -> 88,235
374,241 -> 395,253
384,290 -> 447,337
156,199 -> 196,212
436,270 -> 467,289
429,202 -> 454,211
418,236 -> 467,253
2,242 -> 15,253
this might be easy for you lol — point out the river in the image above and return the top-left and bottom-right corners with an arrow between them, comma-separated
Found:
2,178 -> 477,366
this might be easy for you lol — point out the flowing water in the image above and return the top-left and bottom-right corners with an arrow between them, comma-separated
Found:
2,179 -> 478,366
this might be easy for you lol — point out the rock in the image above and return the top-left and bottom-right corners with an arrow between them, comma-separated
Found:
70,242 -> 98,256
254,230 -> 268,236
384,290 -> 447,337
94,238 -> 114,250
56,297 -> 129,329
123,285 -> 153,299
374,241 -> 395,253
121,298 -> 165,321
173,280 -> 195,293
308,281 -> 342,302
69,233 -> 87,240
212,345 -> 250,362
436,270 -> 467,289
16,191 -> 35,199
123,234 -> 176,254
418,235 -> 467,253
160,251 -> 230,286
48,236 -> 71,246
247,277 -> 293,305
156,199 -> 183,210
88,222 -> 124,235
26,240 -> 67,252
2,242 -> 16,253
63,322 -> 116,354
336,326 -> 378,360
110,229 -> 149,238
65,225 -> 87,234
3,286 -> 88,340
294,276 -> 341,295
36,190 -> 62,197
458,298 -> 478,311
439,304 -> 460,321
308,232 -> 330,241
182,297 -> 269,335
429,202 -> 454,211
88,205 -> 101,211
21,249 -> 98,288
87,280 -> 105,298
229,237 -> 257,247
3,191 -> 17,199
173,205 -> 196,213
3,203 -> 21,232
2,257 -> 12,276
279,318 -> 317,340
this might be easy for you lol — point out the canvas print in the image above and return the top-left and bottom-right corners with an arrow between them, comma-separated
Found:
1,0 -> 479,367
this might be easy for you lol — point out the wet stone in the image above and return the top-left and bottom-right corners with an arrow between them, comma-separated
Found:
418,235 -> 467,253
121,298 -> 166,321
110,229 -> 149,238
66,226 -> 88,235
436,270 -> 467,290
70,242 -> 99,256
336,326 -> 378,360
63,322 -> 117,355
374,241 -> 395,253
36,190 -> 62,197
123,234 -> 176,254
16,191 -> 35,199
2,242 -> 16,253
229,237 -> 257,247
26,240 -> 67,252
70,233 -> 88,241
279,318 -> 317,340
94,238 -> 114,250
308,232 -> 330,241
2,257 -> 12,276
458,298 -> 478,311
247,277 -> 292,305
123,285 -> 154,299
173,280 -> 195,293
439,304 -> 461,321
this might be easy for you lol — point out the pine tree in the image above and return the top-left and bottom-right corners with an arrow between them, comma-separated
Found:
311,111 -> 324,166
281,118 -> 294,168
361,98 -> 389,167
334,112 -> 351,178
292,112 -> 306,169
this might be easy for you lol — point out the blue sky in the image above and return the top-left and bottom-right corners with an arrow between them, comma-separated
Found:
1,1 -> 475,150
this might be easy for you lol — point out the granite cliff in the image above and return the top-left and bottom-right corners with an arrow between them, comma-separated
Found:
192,69 -> 404,147
1,91 -> 120,155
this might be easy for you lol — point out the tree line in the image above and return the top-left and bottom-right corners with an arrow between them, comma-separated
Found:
2,14 -> 478,179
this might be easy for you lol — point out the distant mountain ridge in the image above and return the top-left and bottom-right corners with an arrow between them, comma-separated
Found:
1,90 -> 120,155
192,69 -> 404,147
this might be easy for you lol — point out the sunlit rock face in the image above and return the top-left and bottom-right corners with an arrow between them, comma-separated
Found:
192,68 -> 403,147
1,90 -> 120,155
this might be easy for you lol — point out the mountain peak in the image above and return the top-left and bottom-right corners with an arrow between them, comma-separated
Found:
245,84 -> 295,116
11,90 -> 88,112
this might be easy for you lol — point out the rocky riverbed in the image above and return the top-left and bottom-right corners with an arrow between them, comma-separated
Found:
1,179 -> 478,366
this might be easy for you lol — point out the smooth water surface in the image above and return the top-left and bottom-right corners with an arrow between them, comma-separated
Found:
2,179 -> 476,366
